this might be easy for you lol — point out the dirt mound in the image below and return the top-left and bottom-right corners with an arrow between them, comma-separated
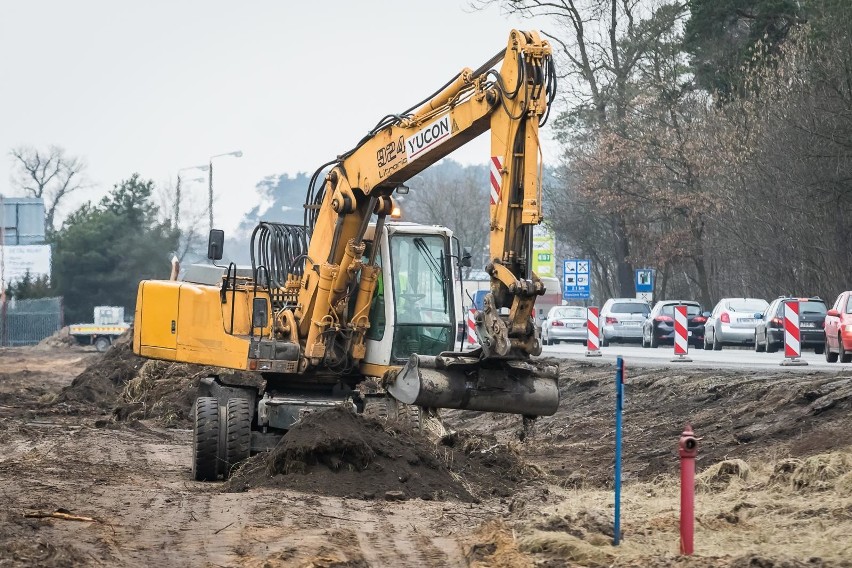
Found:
51,331 -> 143,412
769,452 -> 852,493
226,407 -> 540,501
697,459 -> 751,492
33,326 -> 79,350
112,359 -> 215,427
448,359 -> 852,487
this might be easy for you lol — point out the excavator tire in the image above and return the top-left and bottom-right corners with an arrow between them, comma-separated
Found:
223,398 -> 251,479
192,397 -> 220,481
398,403 -> 423,432
363,397 -> 390,420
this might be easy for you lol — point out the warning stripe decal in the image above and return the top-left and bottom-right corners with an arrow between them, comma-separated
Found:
490,156 -> 503,205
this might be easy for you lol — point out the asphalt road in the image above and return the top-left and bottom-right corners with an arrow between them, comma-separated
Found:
540,340 -> 852,372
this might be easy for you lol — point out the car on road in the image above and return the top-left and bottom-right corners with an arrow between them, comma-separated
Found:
753,297 -> 827,354
599,298 -> 650,346
824,291 -> 852,363
541,306 -> 587,345
703,298 -> 769,350
641,301 -> 707,348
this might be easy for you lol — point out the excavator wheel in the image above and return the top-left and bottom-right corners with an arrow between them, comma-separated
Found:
363,396 -> 390,420
397,403 -> 423,432
367,396 -> 422,432
223,398 -> 251,479
192,397 -> 220,481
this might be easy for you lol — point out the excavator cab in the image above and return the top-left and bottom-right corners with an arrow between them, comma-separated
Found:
362,222 -> 459,367
363,222 -> 559,417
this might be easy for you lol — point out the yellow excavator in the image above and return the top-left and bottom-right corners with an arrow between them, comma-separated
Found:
133,30 -> 559,480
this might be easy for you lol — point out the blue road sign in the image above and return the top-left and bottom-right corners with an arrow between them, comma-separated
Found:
635,269 -> 654,293
563,259 -> 591,299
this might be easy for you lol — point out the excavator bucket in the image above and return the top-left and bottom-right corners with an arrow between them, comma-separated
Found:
387,349 -> 559,416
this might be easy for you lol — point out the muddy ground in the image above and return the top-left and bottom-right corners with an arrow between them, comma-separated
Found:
0,344 -> 850,567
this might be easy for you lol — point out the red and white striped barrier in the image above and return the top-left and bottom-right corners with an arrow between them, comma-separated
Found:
466,309 -> 478,348
780,300 -> 808,366
784,300 -> 801,358
673,305 -> 690,358
586,306 -> 601,357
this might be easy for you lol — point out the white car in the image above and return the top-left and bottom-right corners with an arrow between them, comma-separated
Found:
541,306 -> 588,345
599,298 -> 650,346
704,297 -> 769,350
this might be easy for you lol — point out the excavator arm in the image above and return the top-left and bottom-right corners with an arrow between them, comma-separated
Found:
298,29 -> 557,368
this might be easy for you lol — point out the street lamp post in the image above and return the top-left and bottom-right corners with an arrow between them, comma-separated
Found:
208,150 -> 243,233
176,164 -> 209,226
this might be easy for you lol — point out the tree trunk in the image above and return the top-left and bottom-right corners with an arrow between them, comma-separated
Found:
612,216 -> 634,297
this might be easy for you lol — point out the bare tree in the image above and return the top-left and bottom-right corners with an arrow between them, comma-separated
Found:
476,0 -> 688,296
9,145 -> 86,233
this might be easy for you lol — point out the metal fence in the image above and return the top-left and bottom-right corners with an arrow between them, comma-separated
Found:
0,297 -> 63,347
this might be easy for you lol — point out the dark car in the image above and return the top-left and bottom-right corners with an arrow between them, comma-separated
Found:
641,301 -> 708,348
753,297 -> 826,354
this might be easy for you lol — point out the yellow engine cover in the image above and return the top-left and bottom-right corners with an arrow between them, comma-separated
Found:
133,280 -> 259,370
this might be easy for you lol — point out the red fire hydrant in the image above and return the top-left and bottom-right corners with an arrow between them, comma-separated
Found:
679,424 -> 698,555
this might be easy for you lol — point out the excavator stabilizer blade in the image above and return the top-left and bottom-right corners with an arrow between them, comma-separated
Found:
387,351 -> 559,416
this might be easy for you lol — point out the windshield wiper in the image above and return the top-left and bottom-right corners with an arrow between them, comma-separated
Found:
413,237 -> 448,314
413,238 -> 444,285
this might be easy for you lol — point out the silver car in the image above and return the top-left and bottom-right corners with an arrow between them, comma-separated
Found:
600,298 -> 651,346
541,306 -> 588,345
703,297 -> 769,350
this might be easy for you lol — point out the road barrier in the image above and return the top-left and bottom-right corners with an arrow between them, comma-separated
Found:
586,306 -> 601,357
672,305 -> 692,362
466,309 -> 477,348
781,300 -> 808,366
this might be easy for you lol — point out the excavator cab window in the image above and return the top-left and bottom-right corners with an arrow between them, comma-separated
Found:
389,234 -> 453,361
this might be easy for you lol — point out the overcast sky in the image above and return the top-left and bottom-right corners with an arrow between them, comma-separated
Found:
0,0 -> 556,233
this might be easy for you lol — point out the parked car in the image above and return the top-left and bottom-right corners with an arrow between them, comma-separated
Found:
599,298 -> 650,346
703,298 -> 769,350
541,306 -> 587,345
641,301 -> 707,348
824,291 -> 852,363
753,297 -> 826,354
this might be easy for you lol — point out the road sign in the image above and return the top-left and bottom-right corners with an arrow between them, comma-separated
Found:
636,269 -> 654,293
636,292 -> 652,303
532,225 -> 555,277
563,259 -> 591,299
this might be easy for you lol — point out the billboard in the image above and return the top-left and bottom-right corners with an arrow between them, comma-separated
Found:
0,244 -> 52,290
531,225 -> 555,277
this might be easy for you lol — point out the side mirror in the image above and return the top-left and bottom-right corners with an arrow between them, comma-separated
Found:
207,229 -> 224,261
702,311 -> 711,318
754,312 -> 763,319
252,297 -> 269,329
827,308 -> 840,317
460,248 -> 472,268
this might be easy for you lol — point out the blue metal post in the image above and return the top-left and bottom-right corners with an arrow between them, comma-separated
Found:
613,356 -> 624,545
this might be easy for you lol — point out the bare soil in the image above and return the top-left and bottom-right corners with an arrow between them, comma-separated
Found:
0,346 -> 850,567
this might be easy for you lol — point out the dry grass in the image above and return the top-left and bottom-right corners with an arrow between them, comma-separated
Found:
789,453 -> 851,492
696,459 -> 750,492
508,451 -> 852,565
463,520 -> 533,568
